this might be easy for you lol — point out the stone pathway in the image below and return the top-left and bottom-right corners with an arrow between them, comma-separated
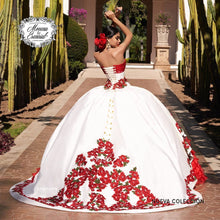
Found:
0,67 -> 219,220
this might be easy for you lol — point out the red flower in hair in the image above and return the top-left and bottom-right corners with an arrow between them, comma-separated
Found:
94,33 -> 107,50
99,33 -> 106,39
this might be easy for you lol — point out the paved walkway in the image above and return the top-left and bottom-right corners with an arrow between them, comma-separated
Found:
0,67 -> 219,220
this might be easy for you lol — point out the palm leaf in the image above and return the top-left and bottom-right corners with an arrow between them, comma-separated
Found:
106,0 -> 119,11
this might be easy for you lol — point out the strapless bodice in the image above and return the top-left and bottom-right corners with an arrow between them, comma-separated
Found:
101,60 -> 128,90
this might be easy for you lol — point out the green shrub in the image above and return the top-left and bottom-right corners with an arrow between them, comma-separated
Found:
64,15 -> 88,61
129,35 -> 146,62
69,60 -> 85,80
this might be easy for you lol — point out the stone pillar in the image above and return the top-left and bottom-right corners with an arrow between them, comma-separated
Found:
152,0 -> 179,65
154,25 -> 171,70
154,45 -> 171,70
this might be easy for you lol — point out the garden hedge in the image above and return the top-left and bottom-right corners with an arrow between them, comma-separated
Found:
64,14 -> 88,61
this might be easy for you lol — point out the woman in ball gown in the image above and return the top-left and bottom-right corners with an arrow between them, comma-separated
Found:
10,9 -> 207,213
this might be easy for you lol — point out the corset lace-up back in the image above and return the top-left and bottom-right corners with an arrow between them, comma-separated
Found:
101,60 -> 128,89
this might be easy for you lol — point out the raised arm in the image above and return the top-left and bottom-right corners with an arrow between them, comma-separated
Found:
105,10 -> 133,53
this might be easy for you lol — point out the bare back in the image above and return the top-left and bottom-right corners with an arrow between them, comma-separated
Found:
94,49 -> 125,67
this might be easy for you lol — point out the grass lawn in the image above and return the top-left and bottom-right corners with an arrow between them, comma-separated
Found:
3,122 -> 29,138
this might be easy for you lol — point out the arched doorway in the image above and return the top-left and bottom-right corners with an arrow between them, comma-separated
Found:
95,0 -> 152,63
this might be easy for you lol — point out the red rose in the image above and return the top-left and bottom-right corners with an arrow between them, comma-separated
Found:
88,149 -> 97,157
147,193 -> 155,202
72,182 -> 80,189
100,159 -> 108,167
184,137 -> 191,144
98,139 -> 105,147
94,34 -> 107,50
105,141 -> 113,148
134,188 -> 143,197
119,172 -> 127,182
104,80 -> 112,89
119,79 -> 124,84
75,154 -> 87,166
130,170 -> 139,179
112,193 -> 120,201
113,159 -> 123,167
71,169 -> 79,177
187,174 -> 194,182
114,186 -> 123,193
78,167 -> 86,176
137,199 -> 145,206
65,189 -> 72,199
104,147 -> 113,155
100,176 -> 110,184
72,188 -> 80,197
125,185 -> 133,193
141,186 -> 150,194
98,167 -> 106,177
121,193 -> 128,201
90,193 -> 97,200
119,155 -> 128,162
99,33 -> 106,39
94,38 -> 100,46
129,179 -> 139,186
89,166 -> 98,176
99,183 -> 106,190
97,193 -> 105,201
111,180 -> 119,188
93,158 -> 101,165
89,181 -> 96,191
99,38 -> 106,47
111,169 -> 119,179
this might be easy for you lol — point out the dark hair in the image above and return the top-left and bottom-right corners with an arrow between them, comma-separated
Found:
103,26 -> 119,39
95,26 -> 119,52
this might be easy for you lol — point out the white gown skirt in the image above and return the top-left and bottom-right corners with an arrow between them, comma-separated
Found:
10,84 -> 206,213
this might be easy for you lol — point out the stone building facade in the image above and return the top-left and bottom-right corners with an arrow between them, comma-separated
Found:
70,0 -> 179,65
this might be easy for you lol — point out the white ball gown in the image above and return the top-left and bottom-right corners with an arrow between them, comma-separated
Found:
10,60 -> 207,213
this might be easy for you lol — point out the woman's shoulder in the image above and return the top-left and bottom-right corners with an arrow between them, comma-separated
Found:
94,50 -> 111,62
94,50 -> 124,66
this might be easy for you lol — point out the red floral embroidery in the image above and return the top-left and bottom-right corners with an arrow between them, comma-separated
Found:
76,154 -> 87,166
104,78 -> 128,90
176,122 -> 207,186
12,131 -> 206,211
12,138 -> 170,211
